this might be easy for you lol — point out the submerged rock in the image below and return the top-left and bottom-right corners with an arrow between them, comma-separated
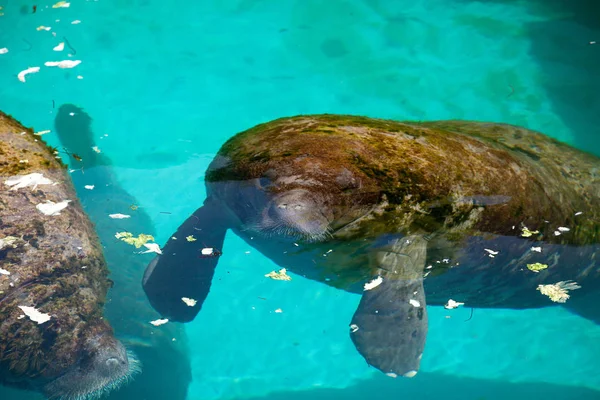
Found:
0,111 -> 139,399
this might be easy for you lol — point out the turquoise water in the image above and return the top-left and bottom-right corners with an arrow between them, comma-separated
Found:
1,0 -> 600,399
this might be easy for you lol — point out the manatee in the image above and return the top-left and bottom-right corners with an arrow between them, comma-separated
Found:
142,114 -> 600,378
0,110 -> 139,399
53,104 -> 192,400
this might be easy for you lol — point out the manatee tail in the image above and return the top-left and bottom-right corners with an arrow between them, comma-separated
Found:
350,235 -> 428,378
142,197 -> 229,322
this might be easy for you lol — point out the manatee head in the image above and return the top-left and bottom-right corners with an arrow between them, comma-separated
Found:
207,152 -> 376,242
41,320 -> 140,400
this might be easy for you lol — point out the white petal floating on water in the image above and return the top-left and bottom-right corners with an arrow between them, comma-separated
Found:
18,66 -> 40,82
0,268 -> 10,275
554,231 -> 561,236
141,242 -> 162,255
0,48 -> 8,54
18,306 -> 51,324
77,75 -> 83,79
53,42 -> 65,51
444,299 -> 464,309
274,308 -> 283,313
71,20 -> 81,24
109,213 -> 131,219
45,59 -> 81,69
52,1 -> 70,8
531,246 -> 542,253
34,130 -> 51,136
409,299 -> 421,307
557,227 -> 570,232
36,200 -> 71,216
84,185 -> 95,190
150,318 -> 169,326
350,324 -> 359,333
92,146 -> 101,153
181,297 -> 197,307
484,248 -> 499,257
386,373 -> 398,378
200,247 -> 214,255
36,26 -> 52,31
5,173 -> 54,190
575,211 -> 583,216
364,276 -> 383,291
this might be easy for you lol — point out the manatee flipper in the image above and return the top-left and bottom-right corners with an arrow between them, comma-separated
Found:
142,197 -> 230,322
350,235 -> 428,378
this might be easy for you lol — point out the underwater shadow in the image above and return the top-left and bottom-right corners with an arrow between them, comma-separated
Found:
459,0 -> 600,156
53,104 -> 192,400
245,371 -> 600,400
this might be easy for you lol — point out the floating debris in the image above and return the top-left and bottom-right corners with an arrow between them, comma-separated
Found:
92,146 -> 101,153
0,48 -> 7,54
109,213 -> 130,219
409,299 -> 421,307
84,185 -> 95,190
537,281 -> 581,303
274,308 -> 283,313
141,243 -> 162,255
364,276 -> 383,291
554,231 -> 561,236
527,262 -> 548,273
52,1 -> 70,8
45,60 -> 81,69
18,306 -> 51,324
17,66 -> 40,82
36,200 -> 71,216
0,268 -> 10,275
0,236 -> 18,250
115,232 -> 155,248
34,130 -> 51,136
575,211 -> 583,216
53,42 -> 65,51
444,299 -> 464,309
71,20 -> 81,24
150,318 -> 169,326
484,249 -> 499,256
521,227 -> 539,237
350,324 -> 359,333
557,227 -> 570,232
265,268 -> 292,281
36,26 -> 52,31
186,235 -> 197,242
531,246 -> 542,253
5,173 -> 53,190
182,297 -> 197,307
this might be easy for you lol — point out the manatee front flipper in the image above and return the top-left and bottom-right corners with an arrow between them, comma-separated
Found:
350,235 -> 428,378
142,197 -> 230,322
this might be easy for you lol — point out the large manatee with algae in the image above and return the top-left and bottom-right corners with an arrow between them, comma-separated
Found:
143,114 -> 600,379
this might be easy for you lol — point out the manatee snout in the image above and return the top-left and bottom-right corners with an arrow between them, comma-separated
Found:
44,327 -> 140,400
268,189 -> 330,239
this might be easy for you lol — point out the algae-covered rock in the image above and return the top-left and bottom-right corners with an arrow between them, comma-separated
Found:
0,110 -> 138,399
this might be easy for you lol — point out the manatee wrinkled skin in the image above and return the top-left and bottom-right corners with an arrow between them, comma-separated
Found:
0,111 -> 139,399
143,114 -> 600,379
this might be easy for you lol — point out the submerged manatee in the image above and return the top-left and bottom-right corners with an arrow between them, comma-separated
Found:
53,104 -> 192,400
0,111 -> 139,399
142,115 -> 600,378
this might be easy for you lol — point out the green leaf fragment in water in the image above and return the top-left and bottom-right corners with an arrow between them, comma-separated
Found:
521,227 -> 539,237
115,231 -> 155,248
527,262 -> 548,272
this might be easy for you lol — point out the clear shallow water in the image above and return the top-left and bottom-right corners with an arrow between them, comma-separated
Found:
1,0 -> 600,399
